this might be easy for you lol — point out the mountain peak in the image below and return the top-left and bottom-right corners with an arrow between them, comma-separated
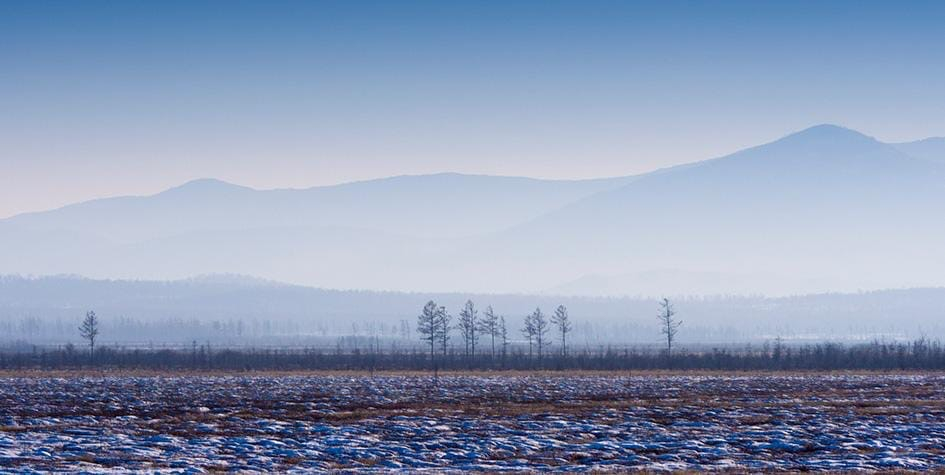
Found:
740,123 -> 895,163
803,123 -> 852,132
158,178 -> 253,196
785,124 -> 875,143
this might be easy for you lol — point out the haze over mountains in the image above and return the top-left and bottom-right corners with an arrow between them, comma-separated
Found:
3,124 -> 944,296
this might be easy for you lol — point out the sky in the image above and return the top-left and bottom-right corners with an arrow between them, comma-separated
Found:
2,0 -> 945,218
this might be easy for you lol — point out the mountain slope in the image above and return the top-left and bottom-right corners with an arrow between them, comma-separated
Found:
893,137 -> 945,164
0,173 -> 635,288
459,125 -> 945,294
3,125 -> 945,295
1,174 -> 635,243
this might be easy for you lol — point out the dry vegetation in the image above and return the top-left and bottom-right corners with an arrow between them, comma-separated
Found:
1,373 -> 944,471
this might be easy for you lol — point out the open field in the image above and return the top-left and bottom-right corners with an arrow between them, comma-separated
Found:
2,373 -> 944,472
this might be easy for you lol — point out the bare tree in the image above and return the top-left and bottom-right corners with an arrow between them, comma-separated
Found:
79,310 -> 99,362
551,305 -> 573,357
657,298 -> 682,360
521,312 -> 536,358
436,306 -> 452,356
532,307 -> 551,363
400,319 -> 411,340
417,301 -> 439,362
457,300 -> 479,357
499,315 -> 509,360
479,305 -> 499,359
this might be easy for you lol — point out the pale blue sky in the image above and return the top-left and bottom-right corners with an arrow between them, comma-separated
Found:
2,0 -> 945,217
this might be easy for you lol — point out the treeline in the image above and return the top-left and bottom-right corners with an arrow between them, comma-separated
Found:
414,299 -> 674,365
6,274 -> 945,344
4,338 -> 945,371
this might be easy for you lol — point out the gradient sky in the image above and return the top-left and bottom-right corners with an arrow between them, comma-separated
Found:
2,0 -> 945,218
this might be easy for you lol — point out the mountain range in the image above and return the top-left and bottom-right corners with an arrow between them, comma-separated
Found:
3,124 -> 944,296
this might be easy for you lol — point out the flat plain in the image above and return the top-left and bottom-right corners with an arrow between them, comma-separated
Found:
1,372 -> 944,472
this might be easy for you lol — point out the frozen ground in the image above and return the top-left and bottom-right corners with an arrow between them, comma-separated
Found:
1,373 -> 944,472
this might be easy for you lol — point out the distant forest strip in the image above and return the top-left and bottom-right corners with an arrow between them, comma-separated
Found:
3,339 -> 945,371
5,275 -> 945,344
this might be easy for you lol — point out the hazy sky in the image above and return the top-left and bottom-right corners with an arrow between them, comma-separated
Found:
3,0 -> 945,218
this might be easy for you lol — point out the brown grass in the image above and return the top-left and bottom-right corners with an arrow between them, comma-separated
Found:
2,368 -> 945,379
0,425 -> 29,433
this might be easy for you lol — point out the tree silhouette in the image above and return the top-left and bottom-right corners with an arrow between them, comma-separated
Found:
551,305 -> 573,357
479,305 -> 499,359
499,315 -> 509,362
79,310 -> 100,362
436,306 -> 452,356
532,307 -> 550,363
417,301 -> 439,363
521,312 -> 536,358
457,300 -> 479,357
657,298 -> 682,361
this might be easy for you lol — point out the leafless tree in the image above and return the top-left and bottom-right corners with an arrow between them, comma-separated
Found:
499,315 -> 509,360
436,306 -> 452,356
79,310 -> 99,362
479,305 -> 500,359
532,307 -> 551,363
521,312 -> 536,358
773,335 -> 784,367
457,300 -> 479,357
400,319 -> 411,340
417,301 -> 439,362
657,298 -> 682,360
551,305 -> 573,357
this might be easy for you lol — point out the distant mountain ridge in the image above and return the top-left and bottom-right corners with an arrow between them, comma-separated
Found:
892,137 -> 945,164
2,124 -> 945,296
484,126 -> 945,294
2,172 -> 637,242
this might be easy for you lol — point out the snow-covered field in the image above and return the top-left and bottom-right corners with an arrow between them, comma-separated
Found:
1,373 -> 943,472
